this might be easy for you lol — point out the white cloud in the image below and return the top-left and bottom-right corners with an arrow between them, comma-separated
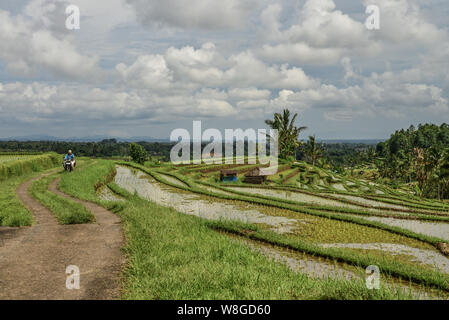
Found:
117,43 -> 319,90
259,0 -> 378,64
364,0 -> 447,46
126,0 -> 262,30
259,0 -> 448,65
271,71 -> 449,121
228,88 -> 271,100
0,9 -> 100,79
116,55 -> 173,90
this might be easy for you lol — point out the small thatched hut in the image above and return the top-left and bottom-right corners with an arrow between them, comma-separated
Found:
244,167 -> 267,184
220,169 -> 238,182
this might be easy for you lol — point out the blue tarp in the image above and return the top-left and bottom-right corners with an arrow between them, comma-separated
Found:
222,176 -> 238,183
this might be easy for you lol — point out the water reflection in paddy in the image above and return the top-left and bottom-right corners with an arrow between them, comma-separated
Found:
157,173 -> 189,188
224,186 -> 410,216
114,166 -> 298,234
332,193 -> 409,210
349,215 -> 449,241
97,186 -> 123,202
242,240 -> 356,280
238,238 -> 442,299
320,243 -> 449,274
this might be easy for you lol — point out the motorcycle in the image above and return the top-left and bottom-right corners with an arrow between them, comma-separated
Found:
63,159 -> 73,172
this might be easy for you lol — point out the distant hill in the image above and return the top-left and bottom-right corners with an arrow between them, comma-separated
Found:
0,135 -> 170,143
319,139 -> 384,145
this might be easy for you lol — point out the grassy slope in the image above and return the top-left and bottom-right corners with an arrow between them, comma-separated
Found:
0,153 -> 59,181
0,174 -> 36,226
29,173 -> 94,224
59,160 -> 409,299
0,153 -> 61,226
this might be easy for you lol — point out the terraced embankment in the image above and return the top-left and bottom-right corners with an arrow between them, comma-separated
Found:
111,164 -> 449,297
0,169 -> 124,300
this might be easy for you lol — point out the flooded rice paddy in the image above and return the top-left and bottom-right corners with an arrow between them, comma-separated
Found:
236,237 -> 444,299
157,173 -> 189,188
350,215 -> 449,241
223,186 -> 410,216
320,243 -> 449,274
241,239 -> 356,280
115,166 -> 443,247
114,166 -> 298,234
113,165 -> 449,289
225,186 -> 358,208
97,186 -> 123,202
332,193 -> 410,210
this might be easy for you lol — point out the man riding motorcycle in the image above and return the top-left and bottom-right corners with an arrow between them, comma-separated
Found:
63,150 -> 76,170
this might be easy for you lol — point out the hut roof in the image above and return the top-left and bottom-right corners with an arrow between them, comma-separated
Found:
245,167 -> 268,177
220,169 -> 238,175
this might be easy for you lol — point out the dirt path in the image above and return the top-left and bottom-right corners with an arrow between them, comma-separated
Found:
0,172 -> 125,300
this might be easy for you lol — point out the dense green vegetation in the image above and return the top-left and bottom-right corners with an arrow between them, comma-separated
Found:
0,140 -> 173,160
317,143 -> 377,169
129,143 -> 148,165
265,109 -> 307,160
377,124 -> 449,199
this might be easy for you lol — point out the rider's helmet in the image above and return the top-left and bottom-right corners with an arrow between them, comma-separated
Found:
68,150 -> 72,155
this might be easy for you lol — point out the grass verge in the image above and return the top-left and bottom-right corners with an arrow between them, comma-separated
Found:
29,173 -> 94,224
0,174 -> 36,226
0,154 -> 61,226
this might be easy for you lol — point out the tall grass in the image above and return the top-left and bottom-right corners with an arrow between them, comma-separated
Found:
0,153 -> 60,181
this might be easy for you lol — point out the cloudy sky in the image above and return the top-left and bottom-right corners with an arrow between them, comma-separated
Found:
0,0 -> 448,140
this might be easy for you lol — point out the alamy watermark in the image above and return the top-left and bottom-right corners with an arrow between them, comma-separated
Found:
65,5 -> 80,30
170,121 -> 279,174
66,265 -> 80,290
365,265 -> 380,290
365,5 -> 380,30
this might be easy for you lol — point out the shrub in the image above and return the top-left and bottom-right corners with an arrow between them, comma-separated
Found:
129,143 -> 147,165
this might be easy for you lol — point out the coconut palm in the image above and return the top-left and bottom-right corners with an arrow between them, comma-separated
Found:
265,109 -> 307,160
303,135 -> 325,166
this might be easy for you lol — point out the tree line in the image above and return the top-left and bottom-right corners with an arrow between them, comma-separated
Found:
376,123 -> 449,199
0,139 -> 174,160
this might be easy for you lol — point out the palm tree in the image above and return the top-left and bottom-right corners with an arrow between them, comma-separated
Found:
304,135 -> 324,166
265,109 -> 307,160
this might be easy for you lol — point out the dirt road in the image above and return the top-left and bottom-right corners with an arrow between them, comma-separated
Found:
0,172 -> 125,300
